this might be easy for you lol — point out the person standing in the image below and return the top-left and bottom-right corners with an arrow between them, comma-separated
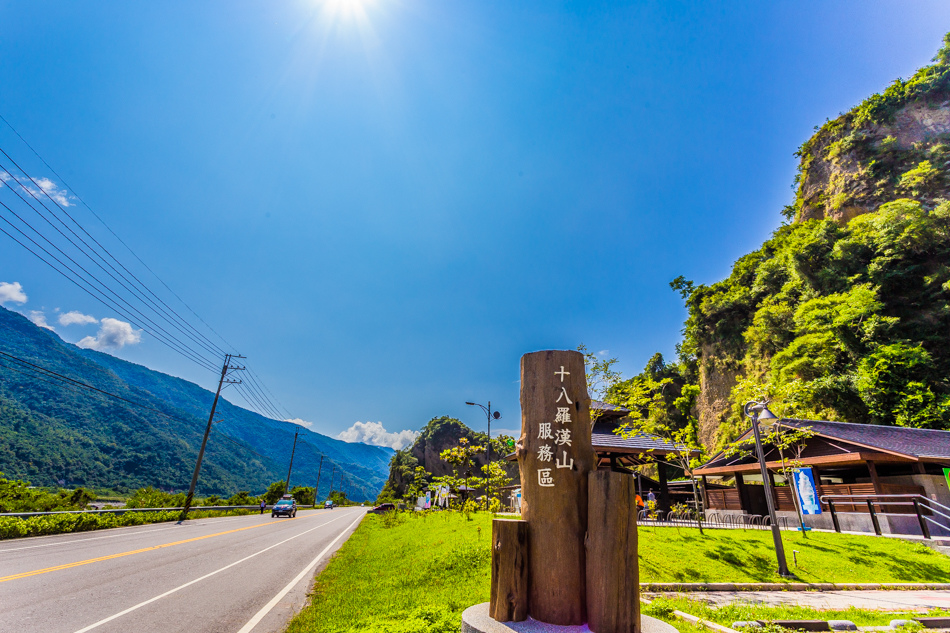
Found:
259,498 -> 266,515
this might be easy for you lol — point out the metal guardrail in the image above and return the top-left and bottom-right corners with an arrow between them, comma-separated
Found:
819,493 -> 950,539
0,505 -> 262,519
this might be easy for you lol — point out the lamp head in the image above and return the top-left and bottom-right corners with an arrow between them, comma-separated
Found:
465,402 -> 475,406
758,407 -> 778,420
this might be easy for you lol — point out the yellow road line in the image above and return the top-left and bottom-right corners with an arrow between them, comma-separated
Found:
0,513 -> 313,583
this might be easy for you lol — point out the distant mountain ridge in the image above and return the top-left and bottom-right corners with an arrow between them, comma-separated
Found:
0,305 -> 389,499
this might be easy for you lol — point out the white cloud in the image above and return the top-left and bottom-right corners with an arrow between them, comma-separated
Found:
598,350 -> 609,356
0,281 -> 27,305
27,310 -> 54,330
77,317 -> 142,350
58,311 -> 98,326
31,177 -> 73,207
0,173 -> 73,207
337,421 -> 419,451
285,418 -> 314,429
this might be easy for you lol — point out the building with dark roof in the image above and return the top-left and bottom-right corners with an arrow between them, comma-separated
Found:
694,418 -> 950,535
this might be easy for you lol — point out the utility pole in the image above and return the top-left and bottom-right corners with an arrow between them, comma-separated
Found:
328,465 -> 336,502
179,353 -> 245,523
285,426 -> 299,496
312,455 -> 324,508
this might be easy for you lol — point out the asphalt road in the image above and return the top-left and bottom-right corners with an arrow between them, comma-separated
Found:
0,506 -> 366,633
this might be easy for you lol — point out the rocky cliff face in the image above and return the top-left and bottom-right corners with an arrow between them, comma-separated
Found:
410,416 -> 488,478
689,35 -> 950,448
794,41 -> 950,224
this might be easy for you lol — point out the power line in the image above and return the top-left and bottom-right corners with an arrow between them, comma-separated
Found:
0,153 -> 226,360
0,113 -> 235,355
0,163 -> 221,368
0,199 -> 218,372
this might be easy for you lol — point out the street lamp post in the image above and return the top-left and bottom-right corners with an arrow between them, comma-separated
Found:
465,401 -> 501,505
744,400 -> 791,577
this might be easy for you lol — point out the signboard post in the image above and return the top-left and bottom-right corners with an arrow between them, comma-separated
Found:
516,349 -> 596,625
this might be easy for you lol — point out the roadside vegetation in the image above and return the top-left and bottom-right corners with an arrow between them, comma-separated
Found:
287,510 -> 950,633
0,472 -> 308,540
643,596 -> 950,627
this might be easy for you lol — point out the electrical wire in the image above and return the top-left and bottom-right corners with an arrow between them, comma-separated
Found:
0,153 -> 226,360
0,163 -> 220,369
0,205 -> 217,372
0,113 -> 235,355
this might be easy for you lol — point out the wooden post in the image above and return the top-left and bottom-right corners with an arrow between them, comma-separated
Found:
517,350 -> 596,625
735,473 -> 749,514
657,461 -> 671,514
490,519 -> 529,622
867,460 -> 882,494
587,470 -> 640,633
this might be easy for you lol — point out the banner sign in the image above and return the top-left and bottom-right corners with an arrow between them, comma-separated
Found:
793,467 -> 822,515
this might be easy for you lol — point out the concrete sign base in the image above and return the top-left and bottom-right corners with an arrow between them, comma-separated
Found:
462,603 -> 677,633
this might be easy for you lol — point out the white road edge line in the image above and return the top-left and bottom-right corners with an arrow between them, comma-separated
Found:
69,511 -> 356,633
235,511 -> 365,633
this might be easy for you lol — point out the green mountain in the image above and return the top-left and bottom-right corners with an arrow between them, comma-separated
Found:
0,305 -> 389,500
678,34 -> 950,449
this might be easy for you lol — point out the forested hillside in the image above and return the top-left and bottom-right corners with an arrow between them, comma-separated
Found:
676,35 -> 950,448
0,306 -> 389,499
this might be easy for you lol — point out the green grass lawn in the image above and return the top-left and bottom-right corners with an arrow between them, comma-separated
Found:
635,522 -> 950,583
643,596 -> 950,626
285,511 -> 950,633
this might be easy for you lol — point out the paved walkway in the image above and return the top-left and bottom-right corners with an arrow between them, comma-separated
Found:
644,591 -> 950,610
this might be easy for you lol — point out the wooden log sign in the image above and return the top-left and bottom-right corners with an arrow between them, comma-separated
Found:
587,470 -> 640,633
489,519 -> 529,622
516,350 -> 596,625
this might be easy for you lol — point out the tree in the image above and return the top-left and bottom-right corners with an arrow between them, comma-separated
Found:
227,490 -> 257,506
329,490 -> 348,506
588,352 -> 708,534
263,481 -> 286,504
291,486 -> 315,506
435,438 -> 485,508
481,460 -> 513,511
404,466 -> 431,504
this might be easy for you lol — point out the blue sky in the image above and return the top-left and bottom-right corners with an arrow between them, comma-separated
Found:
1,1 -> 949,447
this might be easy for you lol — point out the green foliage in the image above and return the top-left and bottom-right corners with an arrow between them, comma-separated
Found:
263,481 -> 287,504
0,472 -> 96,512
791,34 -> 950,223
378,448 -> 420,502
0,507 -> 255,540
328,490 -> 350,506
124,486 -> 185,508
290,486 -> 315,506
227,490 -> 258,505
679,198 -> 950,441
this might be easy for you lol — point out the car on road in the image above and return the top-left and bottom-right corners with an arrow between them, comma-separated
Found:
271,498 -> 297,518
368,503 -> 395,514
323,500 -> 334,509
